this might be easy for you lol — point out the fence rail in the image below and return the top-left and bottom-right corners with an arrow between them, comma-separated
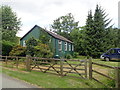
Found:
89,58 -> 120,88
0,55 -> 120,88
0,55 -> 88,79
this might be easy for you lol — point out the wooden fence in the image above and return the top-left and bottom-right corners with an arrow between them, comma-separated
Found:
0,55 -> 120,88
0,55 -> 88,79
89,58 -> 120,88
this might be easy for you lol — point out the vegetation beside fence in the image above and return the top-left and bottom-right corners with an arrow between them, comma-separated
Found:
0,55 -> 120,88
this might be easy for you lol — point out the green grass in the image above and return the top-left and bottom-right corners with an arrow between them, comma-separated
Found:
1,56 -> 118,88
92,59 -> 119,67
2,68 -> 105,88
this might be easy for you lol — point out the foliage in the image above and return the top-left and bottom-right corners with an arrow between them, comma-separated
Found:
9,45 -> 26,56
0,5 -> 21,43
34,43 -> 53,58
26,37 -> 53,58
73,52 -> 79,58
70,27 -> 86,55
39,30 -> 50,44
65,54 -> 72,59
0,40 -> 15,56
51,13 -> 79,40
26,37 -> 38,56
84,5 -> 113,58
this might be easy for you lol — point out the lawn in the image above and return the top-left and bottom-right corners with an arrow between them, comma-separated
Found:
2,67 -> 105,88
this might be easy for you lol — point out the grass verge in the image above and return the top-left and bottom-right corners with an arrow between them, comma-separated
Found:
2,67 -> 105,88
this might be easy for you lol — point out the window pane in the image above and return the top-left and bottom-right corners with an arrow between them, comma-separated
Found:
65,42 -> 67,51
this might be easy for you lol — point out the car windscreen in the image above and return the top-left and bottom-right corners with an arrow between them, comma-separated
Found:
118,49 -> 120,54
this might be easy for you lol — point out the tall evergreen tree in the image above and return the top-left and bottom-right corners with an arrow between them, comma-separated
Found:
85,5 -> 112,57
84,10 -> 94,56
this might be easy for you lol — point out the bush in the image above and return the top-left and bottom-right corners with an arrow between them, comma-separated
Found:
65,54 -> 72,59
73,52 -> 79,58
34,43 -> 53,58
9,45 -> 26,56
25,37 -> 53,58
1,40 -> 15,56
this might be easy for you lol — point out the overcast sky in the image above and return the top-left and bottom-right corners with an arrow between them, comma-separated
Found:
1,0 -> 120,37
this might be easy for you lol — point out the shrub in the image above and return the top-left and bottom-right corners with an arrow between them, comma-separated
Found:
26,37 -> 39,56
65,54 -> 72,59
9,45 -> 26,56
1,40 -> 15,56
34,43 -> 53,58
25,37 -> 53,58
73,52 -> 79,58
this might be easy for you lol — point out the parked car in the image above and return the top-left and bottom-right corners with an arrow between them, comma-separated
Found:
100,48 -> 120,61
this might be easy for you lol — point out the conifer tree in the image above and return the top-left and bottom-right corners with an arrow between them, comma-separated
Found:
85,5 -> 112,57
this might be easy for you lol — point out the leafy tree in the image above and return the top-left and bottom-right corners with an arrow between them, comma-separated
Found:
51,13 -> 79,40
70,27 -> 86,55
0,40 -> 15,56
0,5 -> 21,42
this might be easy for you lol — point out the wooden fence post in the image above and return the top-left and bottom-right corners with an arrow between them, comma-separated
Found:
16,57 -> 19,68
115,67 -> 120,88
26,55 -> 31,71
89,57 -> 92,79
85,59 -> 87,78
60,59 -> 63,76
5,56 -> 7,65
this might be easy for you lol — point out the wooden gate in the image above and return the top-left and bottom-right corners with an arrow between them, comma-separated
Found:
28,56 -> 88,78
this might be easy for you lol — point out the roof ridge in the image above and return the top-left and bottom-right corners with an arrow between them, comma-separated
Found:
20,25 -> 73,43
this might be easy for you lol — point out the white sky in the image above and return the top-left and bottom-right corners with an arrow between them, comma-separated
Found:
1,0 -> 120,37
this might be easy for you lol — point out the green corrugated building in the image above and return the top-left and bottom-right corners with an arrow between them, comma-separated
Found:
20,25 -> 74,57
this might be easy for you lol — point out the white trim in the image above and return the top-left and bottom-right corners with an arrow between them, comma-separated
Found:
23,40 -> 26,47
58,40 -> 62,51
65,42 -> 67,51
69,44 -> 71,51
72,45 -> 74,51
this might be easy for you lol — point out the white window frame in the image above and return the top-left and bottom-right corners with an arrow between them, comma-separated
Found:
65,42 -> 67,51
58,40 -> 62,51
23,40 -> 26,47
69,44 -> 71,51
72,45 -> 74,51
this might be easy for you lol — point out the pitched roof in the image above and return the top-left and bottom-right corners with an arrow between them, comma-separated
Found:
20,25 -> 73,43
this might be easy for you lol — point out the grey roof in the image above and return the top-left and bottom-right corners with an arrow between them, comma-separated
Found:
20,25 -> 73,43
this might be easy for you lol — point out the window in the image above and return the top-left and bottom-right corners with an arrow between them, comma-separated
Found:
65,42 -> 67,51
23,40 -> 26,47
49,38 -> 52,43
58,40 -> 62,51
69,44 -> 71,51
72,45 -> 74,51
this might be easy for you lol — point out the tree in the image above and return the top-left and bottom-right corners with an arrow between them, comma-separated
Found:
84,10 -> 94,56
117,29 -> 120,47
70,27 -> 86,55
85,5 -> 112,57
26,37 -> 38,56
51,13 -> 79,40
0,5 -> 21,42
